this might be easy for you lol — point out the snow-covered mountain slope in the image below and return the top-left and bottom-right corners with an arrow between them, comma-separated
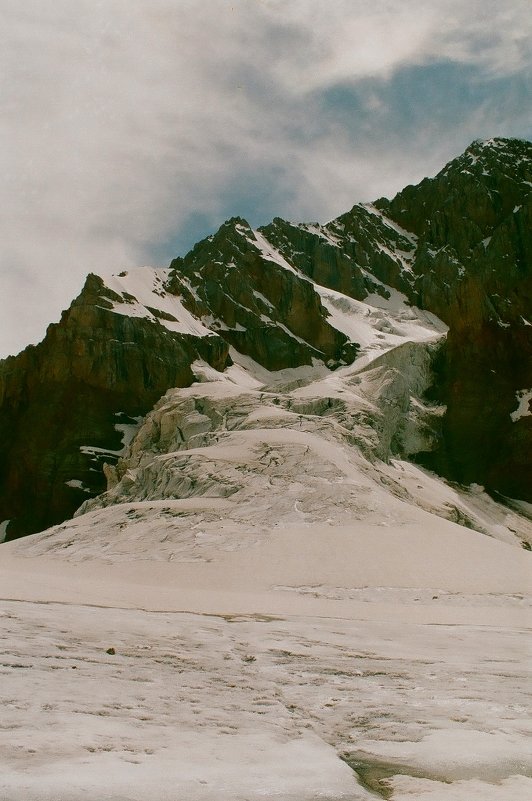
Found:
99,265 -> 214,338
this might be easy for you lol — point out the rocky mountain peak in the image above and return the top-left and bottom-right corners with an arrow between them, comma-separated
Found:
453,136 -> 532,181
376,137 -> 531,253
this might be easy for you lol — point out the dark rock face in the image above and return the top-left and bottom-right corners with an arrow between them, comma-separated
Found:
426,325 -> 531,500
168,218 -> 358,370
1,136 -> 530,540
375,138 -> 532,499
260,207 -> 416,299
257,217 -> 370,300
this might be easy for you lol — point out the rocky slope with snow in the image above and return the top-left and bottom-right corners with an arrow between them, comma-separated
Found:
1,137 -> 531,540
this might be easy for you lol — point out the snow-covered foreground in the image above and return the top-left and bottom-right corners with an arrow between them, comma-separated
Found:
1,591 -> 531,801
1,292 -> 531,799
2,477 -> 530,801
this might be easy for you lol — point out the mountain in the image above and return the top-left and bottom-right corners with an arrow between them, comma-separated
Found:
1,140 -> 532,801
0,137 -> 531,541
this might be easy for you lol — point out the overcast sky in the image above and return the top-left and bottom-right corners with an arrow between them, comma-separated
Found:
1,0 -> 531,358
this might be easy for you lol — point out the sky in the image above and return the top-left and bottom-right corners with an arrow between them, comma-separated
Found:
1,0 -> 531,358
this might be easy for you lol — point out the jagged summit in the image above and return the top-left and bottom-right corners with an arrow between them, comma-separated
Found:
0,138 -> 530,540
376,137 -> 531,252
449,136 -> 532,178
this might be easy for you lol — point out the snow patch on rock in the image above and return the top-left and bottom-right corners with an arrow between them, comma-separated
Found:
510,389 -> 532,422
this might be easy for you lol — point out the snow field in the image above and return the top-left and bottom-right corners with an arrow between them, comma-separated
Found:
1,600 -> 530,800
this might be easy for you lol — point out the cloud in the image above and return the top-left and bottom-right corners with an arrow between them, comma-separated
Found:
1,0 -> 531,356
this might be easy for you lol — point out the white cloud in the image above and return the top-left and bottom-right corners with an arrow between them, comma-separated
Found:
1,0 -> 530,356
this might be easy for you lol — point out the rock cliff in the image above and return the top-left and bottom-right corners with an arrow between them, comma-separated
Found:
376,138 -> 532,497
